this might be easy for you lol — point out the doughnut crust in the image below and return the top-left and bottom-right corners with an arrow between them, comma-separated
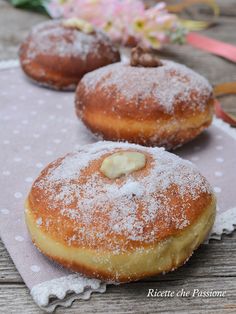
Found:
25,142 -> 216,282
75,61 -> 214,149
19,20 -> 120,90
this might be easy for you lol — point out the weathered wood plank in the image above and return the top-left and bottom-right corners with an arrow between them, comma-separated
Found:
200,0 -> 236,17
1,277 -> 236,314
0,0 -> 47,60
0,240 -> 23,283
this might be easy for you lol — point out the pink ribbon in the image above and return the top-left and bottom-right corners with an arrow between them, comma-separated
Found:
187,32 -> 236,63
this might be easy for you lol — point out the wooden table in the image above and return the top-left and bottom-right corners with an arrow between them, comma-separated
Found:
0,1 -> 236,313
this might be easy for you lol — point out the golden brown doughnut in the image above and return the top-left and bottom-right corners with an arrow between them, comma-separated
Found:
25,141 -> 216,283
19,19 -> 120,90
75,54 -> 214,150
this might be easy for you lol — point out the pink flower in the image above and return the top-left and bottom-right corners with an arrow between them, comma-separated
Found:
45,0 -> 186,49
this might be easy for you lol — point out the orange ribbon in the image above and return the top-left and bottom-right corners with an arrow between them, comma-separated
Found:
167,0 -> 219,15
214,83 -> 236,126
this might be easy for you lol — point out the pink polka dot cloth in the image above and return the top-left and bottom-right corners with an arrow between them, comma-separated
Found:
0,61 -> 236,312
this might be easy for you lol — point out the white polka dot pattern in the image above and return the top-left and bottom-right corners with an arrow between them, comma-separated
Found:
0,208 -> 9,215
214,171 -> 223,177
2,170 -> 10,176
25,177 -> 34,183
14,192 -> 23,199
0,65 -> 236,308
36,163 -> 44,168
31,265 -> 41,273
15,235 -> 24,242
214,187 -> 222,193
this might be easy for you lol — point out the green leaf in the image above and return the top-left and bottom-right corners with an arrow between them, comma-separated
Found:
9,0 -> 49,14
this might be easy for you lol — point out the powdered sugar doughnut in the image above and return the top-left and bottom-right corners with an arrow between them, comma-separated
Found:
25,141 -> 216,282
19,20 -> 120,90
75,58 -> 214,149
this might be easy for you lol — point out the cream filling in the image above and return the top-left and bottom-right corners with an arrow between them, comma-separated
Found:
100,151 -> 146,179
25,197 -> 216,281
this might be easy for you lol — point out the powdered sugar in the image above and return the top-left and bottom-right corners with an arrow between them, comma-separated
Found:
22,20 -> 118,63
81,60 -> 212,113
108,180 -> 144,198
34,141 -> 212,252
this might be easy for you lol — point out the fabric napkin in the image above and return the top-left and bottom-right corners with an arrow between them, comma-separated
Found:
0,61 -> 235,312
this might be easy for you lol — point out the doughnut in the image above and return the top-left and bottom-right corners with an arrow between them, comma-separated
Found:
25,141 -> 216,283
19,19 -> 120,90
75,47 -> 214,149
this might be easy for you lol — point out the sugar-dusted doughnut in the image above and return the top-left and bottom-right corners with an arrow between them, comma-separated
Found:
19,19 -> 120,90
75,47 -> 214,149
25,141 -> 216,282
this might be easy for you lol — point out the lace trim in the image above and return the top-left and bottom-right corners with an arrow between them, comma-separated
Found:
209,206 -> 236,240
31,274 -> 106,312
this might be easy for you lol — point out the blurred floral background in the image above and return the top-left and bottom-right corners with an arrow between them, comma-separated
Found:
9,0 -> 219,49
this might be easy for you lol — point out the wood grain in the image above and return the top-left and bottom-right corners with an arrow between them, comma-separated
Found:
0,0 -> 236,312
1,277 -> 236,314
